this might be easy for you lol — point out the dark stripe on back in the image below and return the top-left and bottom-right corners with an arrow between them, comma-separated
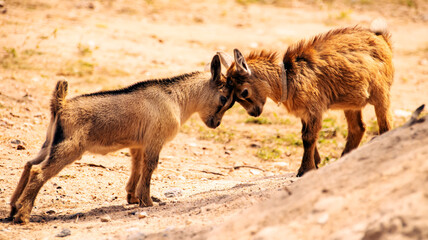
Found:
79,72 -> 200,98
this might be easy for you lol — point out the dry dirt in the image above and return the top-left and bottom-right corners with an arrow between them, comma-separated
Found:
0,0 -> 427,239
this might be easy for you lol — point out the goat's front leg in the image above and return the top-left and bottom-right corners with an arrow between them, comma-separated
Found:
135,144 -> 163,207
297,116 -> 322,177
126,148 -> 144,204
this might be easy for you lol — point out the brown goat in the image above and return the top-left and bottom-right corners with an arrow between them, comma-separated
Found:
9,54 -> 235,224
222,25 -> 393,177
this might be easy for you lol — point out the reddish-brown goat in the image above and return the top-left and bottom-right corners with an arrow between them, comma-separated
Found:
222,26 -> 393,176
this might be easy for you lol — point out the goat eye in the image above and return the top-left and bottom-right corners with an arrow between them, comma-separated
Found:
220,96 -> 227,106
241,89 -> 249,99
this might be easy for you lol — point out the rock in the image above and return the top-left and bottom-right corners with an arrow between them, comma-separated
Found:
138,211 -> 148,219
250,169 -> 262,175
159,202 -> 166,206
46,210 -> 56,215
55,228 -> 71,238
317,213 -> 329,224
127,231 -> 146,240
164,188 -> 182,198
151,196 -> 161,202
250,143 -> 261,148
17,144 -> 26,150
100,215 -> 111,222
10,139 -> 23,145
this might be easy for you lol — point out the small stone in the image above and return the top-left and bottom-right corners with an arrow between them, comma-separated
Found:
250,169 -> 262,175
55,228 -> 71,238
159,202 -> 166,206
11,139 -> 23,145
151,196 -> 161,202
46,210 -> 56,215
17,144 -> 26,150
250,143 -> 261,148
138,211 -> 148,219
100,215 -> 111,222
164,188 -> 182,198
317,213 -> 329,224
127,231 -> 146,240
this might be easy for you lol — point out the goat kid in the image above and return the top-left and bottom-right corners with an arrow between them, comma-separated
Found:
9,54 -> 235,224
221,25 -> 393,177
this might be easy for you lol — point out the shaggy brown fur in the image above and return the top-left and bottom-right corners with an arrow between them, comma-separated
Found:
9,55 -> 235,224
226,26 -> 393,177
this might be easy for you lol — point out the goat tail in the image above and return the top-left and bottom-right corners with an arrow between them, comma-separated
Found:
50,80 -> 68,116
370,18 -> 392,49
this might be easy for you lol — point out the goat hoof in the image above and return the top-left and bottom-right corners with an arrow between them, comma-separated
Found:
12,213 -> 29,225
127,193 -> 140,204
9,206 -> 18,220
296,168 -> 309,177
139,198 -> 153,208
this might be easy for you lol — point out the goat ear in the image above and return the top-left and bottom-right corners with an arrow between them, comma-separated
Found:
216,51 -> 233,69
210,54 -> 223,87
233,49 -> 251,76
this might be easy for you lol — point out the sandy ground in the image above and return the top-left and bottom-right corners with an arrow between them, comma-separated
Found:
0,0 -> 427,239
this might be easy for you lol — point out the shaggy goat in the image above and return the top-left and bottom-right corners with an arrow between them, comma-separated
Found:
221,25 -> 393,177
9,54 -> 235,224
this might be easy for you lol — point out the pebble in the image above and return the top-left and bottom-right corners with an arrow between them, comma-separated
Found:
17,144 -> 26,150
100,215 -> 111,222
250,169 -> 262,175
159,202 -> 166,206
46,210 -> 56,215
10,139 -> 24,145
164,188 -> 182,198
317,213 -> 329,224
55,228 -> 71,238
138,211 -> 148,219
151,196 -> 161,202
127,231 -> 146,240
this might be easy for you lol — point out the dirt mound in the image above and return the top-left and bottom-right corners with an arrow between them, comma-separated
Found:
199,114 -> 428,240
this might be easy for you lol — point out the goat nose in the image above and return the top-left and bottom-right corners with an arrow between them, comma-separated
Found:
215,120 -> 221,128
250,107 -> 261,117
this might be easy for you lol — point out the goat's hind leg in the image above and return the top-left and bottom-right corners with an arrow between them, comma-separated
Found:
12,140 -> 84,224
374,98 -> 392,135
9,144 -> 49,220
126,148 -> 143,204
342,110 -> 365,156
